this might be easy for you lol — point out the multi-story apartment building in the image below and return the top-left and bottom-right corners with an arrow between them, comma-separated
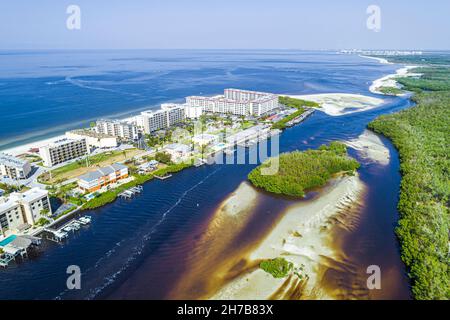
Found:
95,119 -> 139,141
0,153 -> 32,180
66,129 -> 118,149
186,89 -> 279,117
0,188 -> 51,234
140,103 -> 185,134
39,138 -> 88,167
77,163 -> 129,193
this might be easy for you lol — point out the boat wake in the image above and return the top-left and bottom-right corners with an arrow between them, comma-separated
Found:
54,167 -> 223,300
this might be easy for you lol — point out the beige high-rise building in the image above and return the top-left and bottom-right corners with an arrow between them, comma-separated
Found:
39,138 -> 88,167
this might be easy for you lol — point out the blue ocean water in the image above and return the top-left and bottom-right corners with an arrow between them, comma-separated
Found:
0,50 -> 397,151
0,50 -> 411,300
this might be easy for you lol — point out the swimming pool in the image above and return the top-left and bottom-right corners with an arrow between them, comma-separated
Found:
0,235 -> 17,247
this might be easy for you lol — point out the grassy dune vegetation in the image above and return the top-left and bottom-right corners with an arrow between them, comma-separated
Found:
368,63 -> 450,299
248,142 -> 360,197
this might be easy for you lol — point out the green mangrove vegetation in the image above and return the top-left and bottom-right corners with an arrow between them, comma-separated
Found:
368,62 -> 450,300
259,258 -> 293,278
248,142 -> 360,197
379,86 -> 404,96
279,96 -> 320,109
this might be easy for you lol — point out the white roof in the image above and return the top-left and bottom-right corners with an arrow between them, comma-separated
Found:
9,188 -> 48,204
165,143 -> 191,153
0,197 -> 19,213
0,153 -> 28,168
42,138 -> 85,149
193,134 -> 218,140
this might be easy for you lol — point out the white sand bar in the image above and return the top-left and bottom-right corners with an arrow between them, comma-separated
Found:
288,93 -> 384,117
345,130 -> 390,166
212,175 -> 365,300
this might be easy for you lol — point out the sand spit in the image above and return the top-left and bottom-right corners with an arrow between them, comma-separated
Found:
211,175 -> 366,300
345,130 -> 390,166
288,93 -> 384,117
369,65 -> 421,96
358,55 -> 393,65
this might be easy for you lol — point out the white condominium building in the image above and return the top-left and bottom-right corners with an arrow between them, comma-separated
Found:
66,129 -> 118,149
186,89 -> 279,117
39,138 -> 88,167
95,119 -> 139,141
0,188 -> 52,233
0,153 -> 32,180
140,103 -> 186,134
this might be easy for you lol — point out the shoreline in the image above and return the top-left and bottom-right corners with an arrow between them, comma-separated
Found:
358,55 -> 393,65
369,65 -> 420,95
2,91 -> 385,156
359,54 -> 421,96
0,114 -> 140,156
2,53 -> 415,156
288,93 -> 385,116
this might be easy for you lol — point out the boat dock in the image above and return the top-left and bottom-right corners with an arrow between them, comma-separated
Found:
0,235 -> 42,268
118,185 -> 143,199
286,108 -> 315,127
43,215 -> 92,243
154,174 -> 172,180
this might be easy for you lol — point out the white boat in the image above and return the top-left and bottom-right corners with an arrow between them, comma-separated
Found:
63,226 -> 73,232
82,216 -> 92,223
71,223 -> 81,230
79,216 -> 92,224
77,219 -> 88,226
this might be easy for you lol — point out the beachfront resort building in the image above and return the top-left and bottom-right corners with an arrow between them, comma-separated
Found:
186,89 -> 279,117
66,129 -> 118,149
140,103 -> 186,134
0,188 -> 51,234
77,163 -> 129,193
39,138 -> 89,167
95,119 -> 139,141
0,153 -> 32,180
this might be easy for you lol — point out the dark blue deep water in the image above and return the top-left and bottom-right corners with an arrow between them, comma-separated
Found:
0,50 -> 411,299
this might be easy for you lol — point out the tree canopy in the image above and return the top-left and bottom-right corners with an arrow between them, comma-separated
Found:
248,142 -> 360,197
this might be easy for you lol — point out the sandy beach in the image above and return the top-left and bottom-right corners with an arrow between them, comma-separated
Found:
1,115 -> 139,157
211,174 -> 366,300
289,93 -> 384,116
359,55 -> 393,65
369,65 -> 421,96
345,130 -> 390,166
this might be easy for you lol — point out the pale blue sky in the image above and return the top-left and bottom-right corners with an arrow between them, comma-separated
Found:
1,0 -> 449,50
